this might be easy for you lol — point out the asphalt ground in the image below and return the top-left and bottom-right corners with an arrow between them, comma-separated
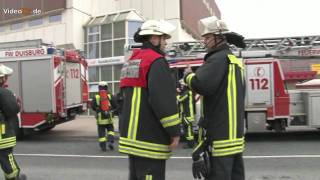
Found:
4,116 -> 320,180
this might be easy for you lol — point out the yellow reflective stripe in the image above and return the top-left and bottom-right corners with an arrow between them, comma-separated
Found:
232,64 -> 238,139
120,137 -> 170,152
4,154 -> 19,178
0,137 -> 16,143
227,64 -> 233,139
146,175 -> 153,180
213,138 -> 244,148
228,54 -> 244,70
133,87 -> 141,139
200,96 -> 204,117
177,94 -> 188,102
107,131 -> 115,136
8,153 -> 18,173
119,145 -> 171,160
160,113 -> 181,128
1,124 -> 5,134
188,91 -> 195,120
97,116 -> 113,125
193,140 -> 204,153
186,124 -> 194,140
99,137 -> 107,142
212,144 -> 245,157
128,87 -> 141,140
95,95 -> 100,106
186,73 -> 195,89
197,128 -> 203,143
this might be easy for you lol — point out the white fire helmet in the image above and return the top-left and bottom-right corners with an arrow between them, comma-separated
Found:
139,20 -> 176,39
98,81 -> 108,87
198,16 -> 229,36
0,64 -> 13,77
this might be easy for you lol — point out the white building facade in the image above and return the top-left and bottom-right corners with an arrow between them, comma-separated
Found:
0,0 -> 220,114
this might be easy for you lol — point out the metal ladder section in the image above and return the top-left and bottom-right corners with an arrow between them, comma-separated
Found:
164,35 -> 320,58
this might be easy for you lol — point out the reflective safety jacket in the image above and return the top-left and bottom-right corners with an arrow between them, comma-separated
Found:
185,44 -> 245,157
119,43 -> 181,160
177,88 -> 195,122
0,87 -> 20,149
91,93 -> 115,125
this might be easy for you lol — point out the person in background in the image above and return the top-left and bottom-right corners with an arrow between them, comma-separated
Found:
91,81 -> 117,151
0,64 -> 27,180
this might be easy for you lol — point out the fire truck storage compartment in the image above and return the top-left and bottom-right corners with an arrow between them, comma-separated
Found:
302,90 -> 320,127
288,90 -> 306,126
246,111 -> 267,132
65,62 -> 82,107
3,58 -> 54,113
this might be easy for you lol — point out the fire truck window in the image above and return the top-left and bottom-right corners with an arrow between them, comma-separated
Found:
101,66 -> 112,81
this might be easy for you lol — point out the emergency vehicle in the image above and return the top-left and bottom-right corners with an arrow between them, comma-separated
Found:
127,35 -> 320,132
0,40 -> 89,136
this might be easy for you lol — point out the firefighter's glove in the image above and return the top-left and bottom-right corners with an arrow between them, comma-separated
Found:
192,141 -> 211,179
192,158 -> 209,179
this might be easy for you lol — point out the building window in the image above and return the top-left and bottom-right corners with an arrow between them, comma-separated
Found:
128,21 -> 143,39
113,64 -> 123,81
101,41 -> 112,58
0,26 -> 6,33
114,21 -> 125,39
89,34 -> 100,42
88,43 -> 99,59
89,26 -> 99,33
89,66 -> 99,82
114,39 -> 125,56
49,14 -> 62,23
101,24 -> 112,40
29,18 -> 43,27
101,66 -> 113,81
10,22 -> 24,30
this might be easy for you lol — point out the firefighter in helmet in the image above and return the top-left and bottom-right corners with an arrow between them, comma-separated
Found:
119,20 -> 181,180
91,81 -> 116,151
177,79 -> 195,148
0,64 -> 27,180
184,16 -> 246,179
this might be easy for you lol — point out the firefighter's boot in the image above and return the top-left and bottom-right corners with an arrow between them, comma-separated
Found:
99,142 -> 107,152
107,133 -> 114,150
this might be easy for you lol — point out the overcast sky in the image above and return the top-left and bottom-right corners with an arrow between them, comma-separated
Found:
215,0 -> 320,39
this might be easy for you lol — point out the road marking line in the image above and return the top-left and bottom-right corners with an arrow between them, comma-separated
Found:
14,153 -> 320,159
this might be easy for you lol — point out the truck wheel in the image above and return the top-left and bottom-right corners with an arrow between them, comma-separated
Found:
272,119 -> 285,132
39,125 -> 56,132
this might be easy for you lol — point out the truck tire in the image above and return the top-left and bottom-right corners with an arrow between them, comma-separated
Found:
39,125 -> 56,132
272,119 -> 285,132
